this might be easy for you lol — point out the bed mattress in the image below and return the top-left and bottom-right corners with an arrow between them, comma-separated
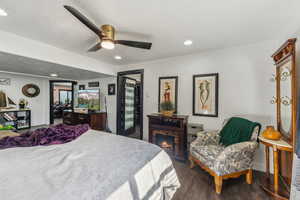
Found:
0,130 -> 180,200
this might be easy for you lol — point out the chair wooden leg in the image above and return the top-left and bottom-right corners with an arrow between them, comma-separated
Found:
214,175 -> 223,194
246,169 -> 253,184
189,156 -> 195,169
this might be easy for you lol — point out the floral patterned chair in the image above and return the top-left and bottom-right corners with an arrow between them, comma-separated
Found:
189,118 -> 261,194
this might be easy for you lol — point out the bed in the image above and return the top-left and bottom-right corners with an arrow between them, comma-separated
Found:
0,129 -> 180,200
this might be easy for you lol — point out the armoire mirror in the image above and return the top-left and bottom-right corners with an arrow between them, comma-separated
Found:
279,59 -> 292,135
272,38 -> 297,146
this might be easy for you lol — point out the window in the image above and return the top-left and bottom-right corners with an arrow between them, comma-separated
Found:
59,90 -> 72,104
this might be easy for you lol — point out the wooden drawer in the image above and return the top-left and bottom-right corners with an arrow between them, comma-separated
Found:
77,114 -> 90,124
90,113 -> 107,130
62,111 -> 107,131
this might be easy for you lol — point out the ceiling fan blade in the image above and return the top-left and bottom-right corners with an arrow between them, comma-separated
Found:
88,43 -> 102,52
64,5 -> 102,37
115,40 -> 152,50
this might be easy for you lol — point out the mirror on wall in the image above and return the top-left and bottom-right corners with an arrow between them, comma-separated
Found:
272,38 -> 297,145
279,60 -> 292,136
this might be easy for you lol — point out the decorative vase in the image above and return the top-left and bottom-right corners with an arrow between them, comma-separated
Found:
19,103 -> 25,109
262,126 -> 282,140
161,110 -> 175,117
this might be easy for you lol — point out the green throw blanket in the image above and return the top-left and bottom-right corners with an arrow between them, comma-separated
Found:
219,117 -> 261,146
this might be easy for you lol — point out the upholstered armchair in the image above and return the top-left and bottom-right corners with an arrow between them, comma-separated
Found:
189,118 -> 261,194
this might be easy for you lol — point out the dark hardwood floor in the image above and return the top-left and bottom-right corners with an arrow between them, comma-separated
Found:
172,160 -> 271,200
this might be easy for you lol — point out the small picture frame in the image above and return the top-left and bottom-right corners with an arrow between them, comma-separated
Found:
88,81 -> 100,87
193,73 -> 219,117
79,85 -> 85,90
158,76 -> 178,113
108,84 -> 115,95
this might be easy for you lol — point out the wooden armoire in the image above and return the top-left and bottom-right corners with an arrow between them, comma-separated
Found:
264,38 -> 298,199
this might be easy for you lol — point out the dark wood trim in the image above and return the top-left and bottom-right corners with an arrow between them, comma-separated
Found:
192,73 -> 219,117
49,80 -> 77,124
117,69 -> 144,140
158,76 -> 178,113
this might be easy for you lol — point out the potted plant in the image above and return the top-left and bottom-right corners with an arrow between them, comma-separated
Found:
19,98 -> 28,109
160,101 -> 175,116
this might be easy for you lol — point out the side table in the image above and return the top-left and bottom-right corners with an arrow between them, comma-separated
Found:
259,136 -> 293,200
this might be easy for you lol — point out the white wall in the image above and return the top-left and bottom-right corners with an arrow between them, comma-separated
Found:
77,77 -> 117,133
118,39 -> 282,171
0,30 -> 119,76
0,72 -> 49,126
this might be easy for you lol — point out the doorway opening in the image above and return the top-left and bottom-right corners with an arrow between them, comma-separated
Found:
117,69 -> 144,140
49,80 -> 77,124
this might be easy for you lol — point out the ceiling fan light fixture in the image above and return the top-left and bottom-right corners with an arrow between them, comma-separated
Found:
64,6 -> 152,51
101,40 -> 115,50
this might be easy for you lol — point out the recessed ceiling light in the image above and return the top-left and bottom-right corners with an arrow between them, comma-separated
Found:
50,73 -> 58,77
0,8 -> 8,16
101,40 -> 115,50
114,55 -> 122,60
184,40 -> 193,46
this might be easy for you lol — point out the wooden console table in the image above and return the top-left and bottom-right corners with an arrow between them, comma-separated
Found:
259,136 -> 293,200
147,113 -> 188,161
63,111 -> 107,131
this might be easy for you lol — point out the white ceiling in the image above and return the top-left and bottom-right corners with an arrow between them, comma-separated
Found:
0,52 -> 111,80
0,0 -> 299,65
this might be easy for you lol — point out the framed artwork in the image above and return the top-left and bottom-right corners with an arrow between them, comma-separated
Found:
0,78 -> 10,85
193,73 -> 218,117
88,81 -> 100,87
0,90 -> 7,108
108,83 -> 115,95
79,85 -> 85,90
158,76 -> 178,113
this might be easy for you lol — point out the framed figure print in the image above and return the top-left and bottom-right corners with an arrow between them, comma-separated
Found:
158,76 -> 178,113
0,90 -> 7,108
193,73 -> 218,117
79,85 -> 85,90
108,83 -> 115,95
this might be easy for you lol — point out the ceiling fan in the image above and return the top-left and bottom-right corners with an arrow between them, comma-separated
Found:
64,5 -> 152,51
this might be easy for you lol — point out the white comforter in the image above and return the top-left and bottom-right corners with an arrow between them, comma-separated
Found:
0,130 -> 180,200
